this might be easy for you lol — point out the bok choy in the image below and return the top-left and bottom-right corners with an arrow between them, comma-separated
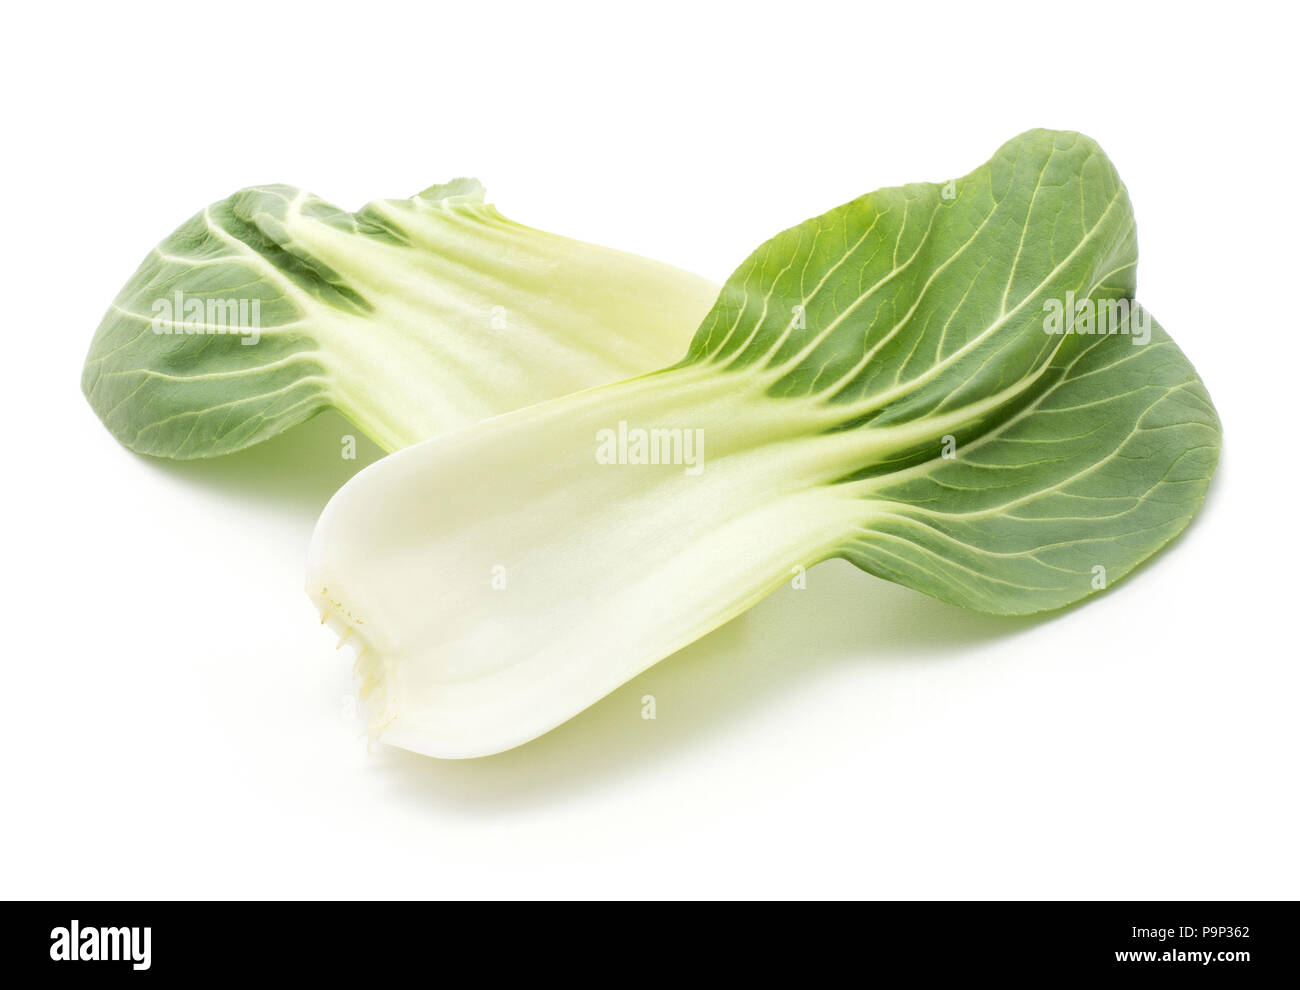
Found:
307,130 -> 1221,758
81,180 -> 717,457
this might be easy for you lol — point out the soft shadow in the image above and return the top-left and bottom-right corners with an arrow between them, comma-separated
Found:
374,559 -> 1039,814
139,411 -> 385,516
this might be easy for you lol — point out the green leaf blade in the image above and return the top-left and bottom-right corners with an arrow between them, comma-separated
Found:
843,312 -> 1220,613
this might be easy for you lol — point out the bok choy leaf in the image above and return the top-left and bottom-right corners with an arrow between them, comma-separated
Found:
308,129 -> 1221,758
82,180 -> 717,457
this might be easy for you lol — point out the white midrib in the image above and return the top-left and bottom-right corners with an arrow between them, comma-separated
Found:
308,357 -> 1048,757
286,200 -> 718,451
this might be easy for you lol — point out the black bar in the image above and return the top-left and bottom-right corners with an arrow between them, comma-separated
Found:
2,900 -> 1292,980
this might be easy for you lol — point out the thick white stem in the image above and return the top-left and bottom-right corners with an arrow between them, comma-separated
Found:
307,365 -> 877,757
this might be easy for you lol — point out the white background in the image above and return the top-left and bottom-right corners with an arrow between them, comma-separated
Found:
2,1 -> 1296,899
